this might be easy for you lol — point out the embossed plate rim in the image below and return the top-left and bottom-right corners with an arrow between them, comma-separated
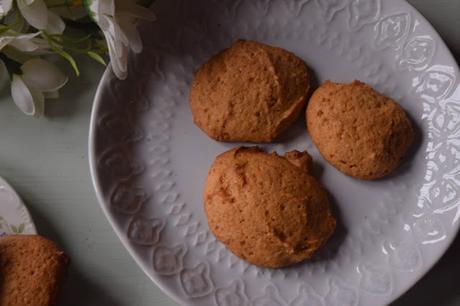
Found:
389,0 -> 460,301
88,66 -> 185,305
379,0 -> 460,302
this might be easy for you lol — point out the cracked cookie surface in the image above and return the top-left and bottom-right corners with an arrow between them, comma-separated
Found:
190,40 -> 310,143
204,147 -> 336,268
307,81 -> 414,180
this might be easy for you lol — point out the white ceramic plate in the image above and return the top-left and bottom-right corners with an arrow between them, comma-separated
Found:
89,0 -> 460,305
0,176 -> 37,236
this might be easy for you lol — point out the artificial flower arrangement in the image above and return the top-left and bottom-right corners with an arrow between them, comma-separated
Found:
0,0 -> 155,117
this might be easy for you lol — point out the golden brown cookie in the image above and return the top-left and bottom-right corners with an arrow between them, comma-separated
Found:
306,80 -> 414,180
0,235 -> 69,306
204,147 -> 336,268
190,40 -> 310,143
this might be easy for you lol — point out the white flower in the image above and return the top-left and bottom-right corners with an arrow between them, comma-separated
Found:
17,0 -> 65,34
0,32 -> 41,52
46,9 -> 66,34
11,74 -> 44,116
0,31 -> 51,65
88,0 -> 155,79
0,0 -> 13,17
11,58 -> 68,116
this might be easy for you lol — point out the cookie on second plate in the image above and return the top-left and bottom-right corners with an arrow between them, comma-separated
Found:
204,147 -> 336,268
0,235 -> 69,306
190,40 -> 310,143
306,80 -> 414,179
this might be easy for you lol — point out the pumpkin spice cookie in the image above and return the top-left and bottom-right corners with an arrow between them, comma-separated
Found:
0,235 -> 69,306
204,147 -> 336,268
306,80 -> 414,180
190,40 -> 310,143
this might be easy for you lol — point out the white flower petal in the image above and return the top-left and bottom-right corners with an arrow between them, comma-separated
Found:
21,58 -> 68,92
11,75 -> 33,114
106,32 -> 127,71
11,74 -> 44,116
0,36 -> 15,50
28,37 -> 51,52
103,15 -> 129,47
106,36 -> 127,79
17,32 -> 40,39
0,31 -> 43,52
45,10 -> 65,34
107,49 -> 125,78
119,42 -> 128,70
17,0 -> 48,30
10,38 -> 39,52
0,0 -> 13,16
86,0 -> 99,22
6,32 -> 47,53
92,0 -> 153,80
117,18 -> 142,53
111,20 -> 129,47
102,0 -> 115,16
103,22 -> 125,57
93,10 -> 109,30
87,0 -> 115,22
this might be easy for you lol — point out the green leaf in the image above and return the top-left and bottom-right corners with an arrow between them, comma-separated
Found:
10,225 -> 18,233
0,26 -> 10,36
43,31 -> 81,76
87,51 -> 106,66
18,223 -> 25,233
53,47 -> 80,76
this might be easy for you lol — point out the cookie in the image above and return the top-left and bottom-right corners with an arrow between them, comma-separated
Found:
190,40 -> 310,143
204,147 -> 336,268
0,235 -> 69,306
306,80 -> 414,180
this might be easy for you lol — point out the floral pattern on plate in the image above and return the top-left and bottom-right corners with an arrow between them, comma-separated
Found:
0,176 -> 36,237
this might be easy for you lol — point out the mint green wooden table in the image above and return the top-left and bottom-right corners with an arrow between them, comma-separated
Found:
0,1 -> 458,305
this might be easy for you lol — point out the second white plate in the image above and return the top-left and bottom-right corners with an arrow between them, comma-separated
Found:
0,176 -> 36,236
